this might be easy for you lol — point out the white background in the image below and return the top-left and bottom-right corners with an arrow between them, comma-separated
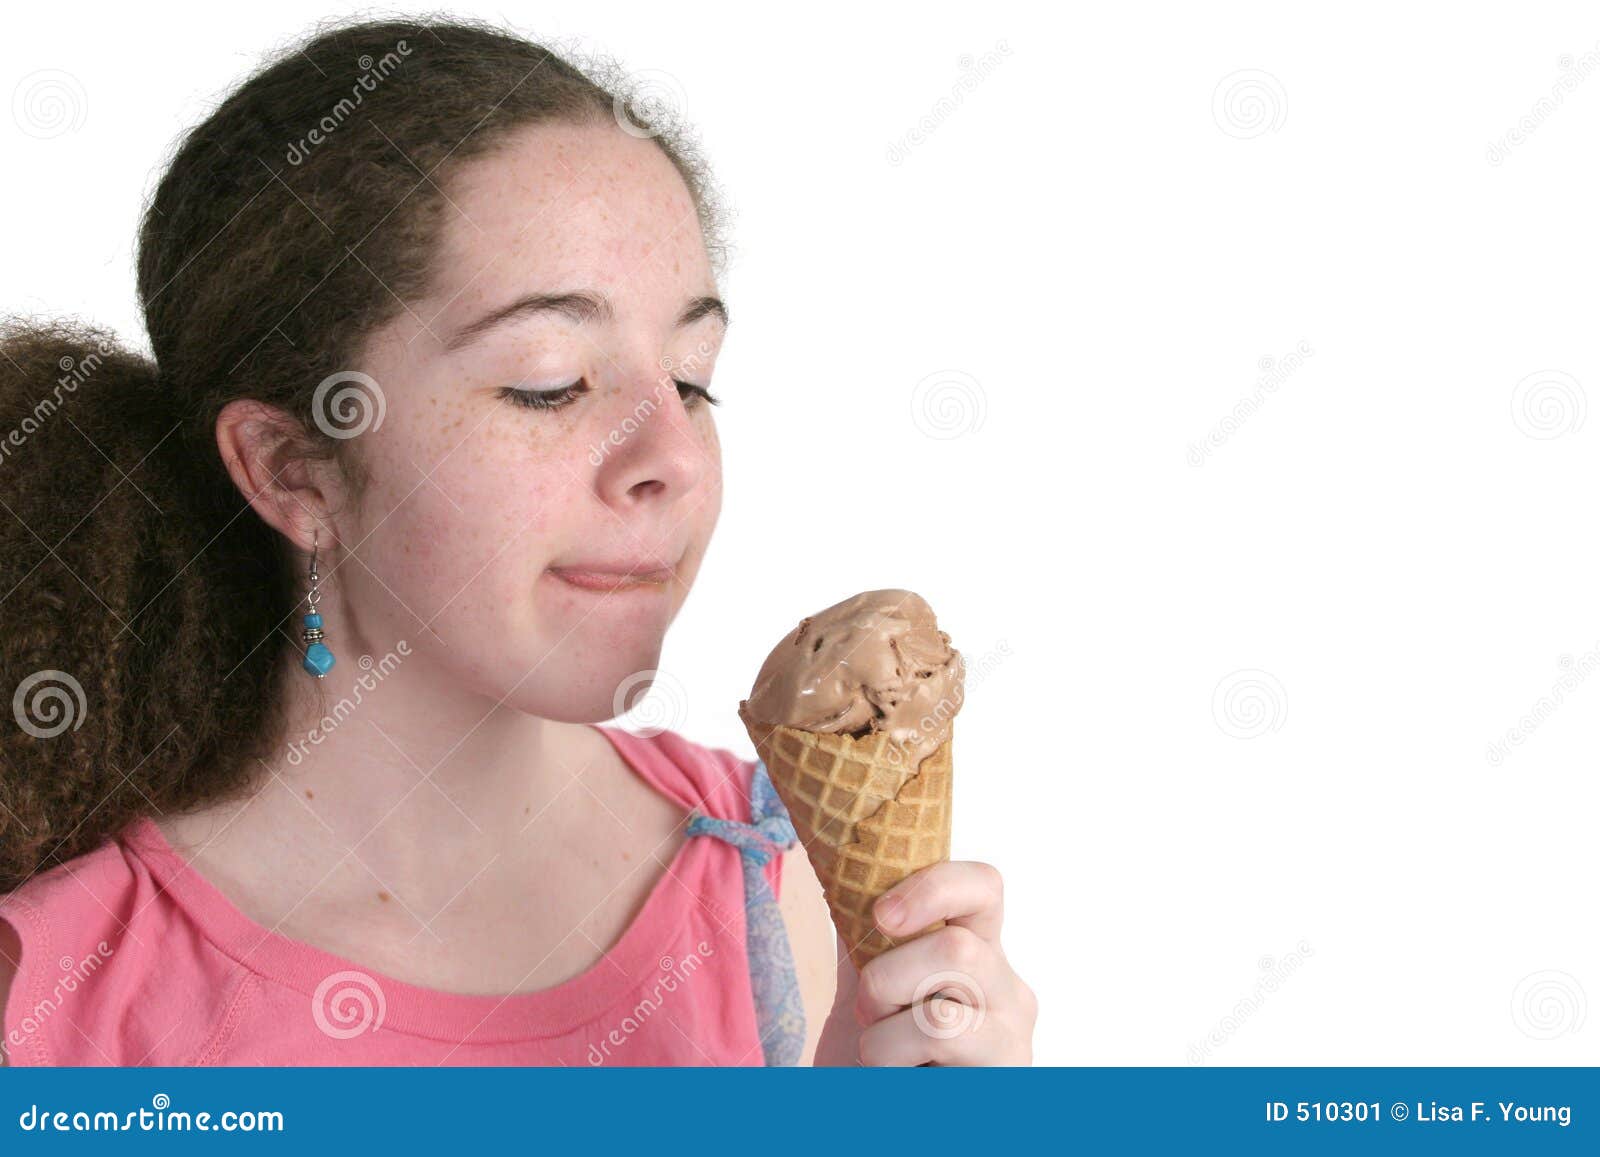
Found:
6,1 -> 1598,1067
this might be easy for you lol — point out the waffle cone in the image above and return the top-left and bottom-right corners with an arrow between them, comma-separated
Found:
739,704 -> 952,971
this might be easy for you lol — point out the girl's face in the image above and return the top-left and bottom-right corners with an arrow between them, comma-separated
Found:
331,119 -> 725,722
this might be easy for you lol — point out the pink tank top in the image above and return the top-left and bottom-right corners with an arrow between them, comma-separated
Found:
0,726 -> 783,1066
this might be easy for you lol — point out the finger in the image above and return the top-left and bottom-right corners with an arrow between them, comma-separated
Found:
874,859 -> 1004,945
858,998 -> 989,1067
856,924 -> 997,1026
831,931 -> 859,1001
813,933 -> 868,1067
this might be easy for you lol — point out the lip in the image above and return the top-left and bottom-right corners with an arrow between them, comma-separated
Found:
546,560 -> 678,593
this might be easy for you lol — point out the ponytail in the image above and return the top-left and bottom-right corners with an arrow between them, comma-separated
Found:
0,320 -> 290,892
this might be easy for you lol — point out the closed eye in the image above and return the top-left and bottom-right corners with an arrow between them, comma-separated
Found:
675,380 -> 721,408
498,381 -> 590,411
498,379 -> 720,411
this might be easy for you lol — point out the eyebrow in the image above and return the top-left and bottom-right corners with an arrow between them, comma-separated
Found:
444,291 -> 729,351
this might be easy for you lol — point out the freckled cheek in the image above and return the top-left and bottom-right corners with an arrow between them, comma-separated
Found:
352,399 -> 598,606
371,441 -> 565,582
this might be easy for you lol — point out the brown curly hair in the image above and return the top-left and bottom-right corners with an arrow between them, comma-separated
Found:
0,17 -> 727,893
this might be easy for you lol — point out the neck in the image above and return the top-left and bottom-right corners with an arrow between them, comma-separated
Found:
158,640 -> 594,920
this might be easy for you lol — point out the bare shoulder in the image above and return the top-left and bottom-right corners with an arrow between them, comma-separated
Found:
777,844 -> 835,1065
0,915 -> 19,1067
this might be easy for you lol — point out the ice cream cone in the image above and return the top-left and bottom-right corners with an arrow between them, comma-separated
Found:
739,704 -> 952,971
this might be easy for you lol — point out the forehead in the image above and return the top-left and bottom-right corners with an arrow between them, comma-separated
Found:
429,119 -> 711,316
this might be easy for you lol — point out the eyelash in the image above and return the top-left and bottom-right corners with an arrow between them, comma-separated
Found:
498,379 -> 721,412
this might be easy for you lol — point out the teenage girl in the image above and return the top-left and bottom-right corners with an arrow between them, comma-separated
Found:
0,17 -> 1035,1066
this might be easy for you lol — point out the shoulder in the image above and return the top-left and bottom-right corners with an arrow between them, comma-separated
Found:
0,822 -> 243,1067
597,725 -> 758,823
597,723 -> 795,891
0,918 -> 18,1066
623,727 -> 836,1061
0,833 -> 144,1065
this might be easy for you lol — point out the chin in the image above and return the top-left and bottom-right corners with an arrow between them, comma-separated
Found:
520,695 -> 622,726
504,637 -> 671,724
510,683 -> 653,727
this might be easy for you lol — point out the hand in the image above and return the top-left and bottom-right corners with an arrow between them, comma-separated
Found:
814,860 -> 1037,1066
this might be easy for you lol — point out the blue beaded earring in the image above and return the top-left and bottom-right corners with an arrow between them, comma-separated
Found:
300,530 -> 336,678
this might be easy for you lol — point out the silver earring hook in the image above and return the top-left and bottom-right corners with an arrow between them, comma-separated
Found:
307,529 -> 322,612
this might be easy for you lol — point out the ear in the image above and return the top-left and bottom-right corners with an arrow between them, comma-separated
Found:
215,397 -> 342,551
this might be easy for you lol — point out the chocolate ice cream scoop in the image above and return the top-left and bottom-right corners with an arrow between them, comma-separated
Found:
740,589 -> 964,767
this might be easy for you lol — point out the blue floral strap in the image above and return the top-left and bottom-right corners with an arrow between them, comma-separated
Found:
684,760 -> 807,1066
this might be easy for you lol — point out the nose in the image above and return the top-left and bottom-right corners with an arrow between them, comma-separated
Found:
591,370 -> 711,506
